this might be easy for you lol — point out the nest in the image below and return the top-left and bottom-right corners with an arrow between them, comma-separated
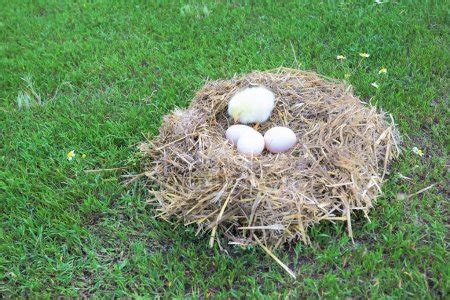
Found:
141,68 -> 400,249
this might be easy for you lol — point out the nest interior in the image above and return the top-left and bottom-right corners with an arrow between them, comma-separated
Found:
141,68 -> 400,248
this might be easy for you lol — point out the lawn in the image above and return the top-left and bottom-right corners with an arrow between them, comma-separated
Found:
1,0 -> 448,298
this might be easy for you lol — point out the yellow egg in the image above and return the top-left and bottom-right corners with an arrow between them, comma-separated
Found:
225,124 -> 256,145
264,126 -> 297,153
237,131 -> 265,156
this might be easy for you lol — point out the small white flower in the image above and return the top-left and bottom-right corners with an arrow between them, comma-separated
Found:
412,147 -> 424,157
67,150 -> 76,161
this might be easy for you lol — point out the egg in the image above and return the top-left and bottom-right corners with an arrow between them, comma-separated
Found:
225,124 -> 256,145
264,126 -> 297,153
237,131 -> 265,156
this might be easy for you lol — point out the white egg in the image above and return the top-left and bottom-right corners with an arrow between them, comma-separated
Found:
225,124 -> 256,145
264,127 -> 297,153
237,131 -> 265,156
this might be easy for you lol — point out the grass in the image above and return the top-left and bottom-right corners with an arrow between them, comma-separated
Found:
0,0 -> 448,297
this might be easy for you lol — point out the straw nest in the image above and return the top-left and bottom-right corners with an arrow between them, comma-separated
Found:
140,68 -> 400,249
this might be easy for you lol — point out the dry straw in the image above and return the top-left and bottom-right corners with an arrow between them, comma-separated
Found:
140,67 -> 400,257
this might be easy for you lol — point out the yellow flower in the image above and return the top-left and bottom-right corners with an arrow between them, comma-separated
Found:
412,147 -> 424,157
359,53 -> 370,58
344,73 -> 350,79
371,82 -> 379,89
67,150 -> 76,161
336,55 -> 346,60
379,67 -> 387,74
81,154 -> 86,158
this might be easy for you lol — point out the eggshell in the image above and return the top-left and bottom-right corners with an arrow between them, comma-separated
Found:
237,131 -> 265,156
225,125 -> 256,145
264,127 -> 297,153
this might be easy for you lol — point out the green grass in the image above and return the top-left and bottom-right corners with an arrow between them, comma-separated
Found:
1,0 -> 448,297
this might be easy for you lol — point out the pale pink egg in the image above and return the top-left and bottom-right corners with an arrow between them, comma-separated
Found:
237,131 -> 265,156
264,127 -> 297,153
225,124 -> 256,145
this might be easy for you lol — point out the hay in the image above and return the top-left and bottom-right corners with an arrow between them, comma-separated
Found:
140,67 -> 400,249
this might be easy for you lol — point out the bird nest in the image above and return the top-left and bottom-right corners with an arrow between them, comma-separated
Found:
140,68 -> 400,249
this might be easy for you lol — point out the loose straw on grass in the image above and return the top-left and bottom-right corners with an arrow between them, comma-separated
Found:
254,234 -> 296,279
